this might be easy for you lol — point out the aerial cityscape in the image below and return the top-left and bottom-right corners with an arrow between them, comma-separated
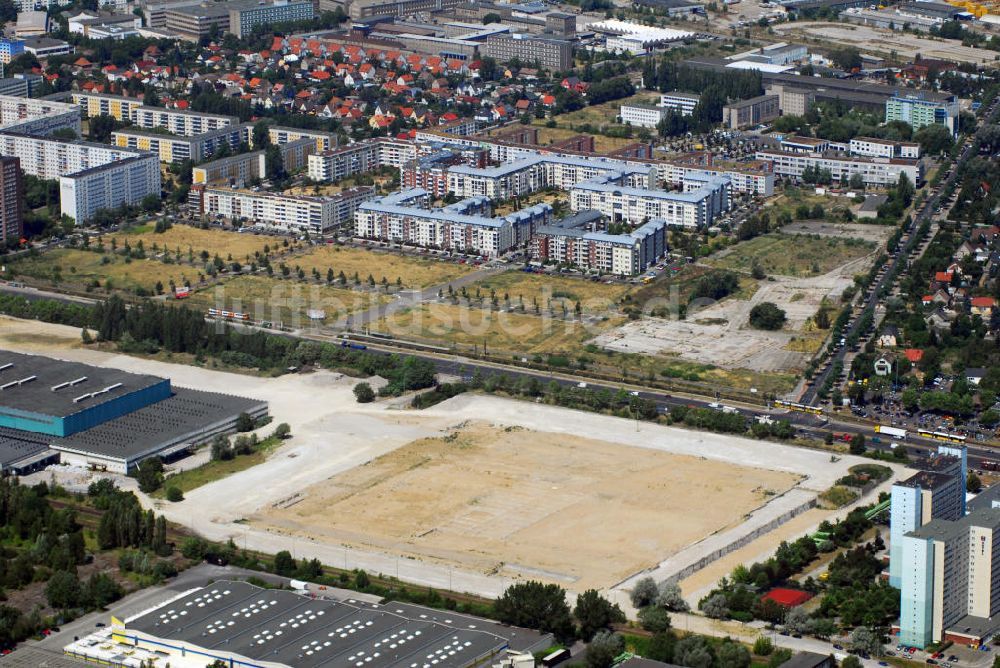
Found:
0,0 -> 999,666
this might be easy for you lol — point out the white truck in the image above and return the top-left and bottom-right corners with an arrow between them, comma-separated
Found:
875,425 -> 907,440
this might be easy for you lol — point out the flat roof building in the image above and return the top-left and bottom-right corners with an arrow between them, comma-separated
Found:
67,579 -> 550,668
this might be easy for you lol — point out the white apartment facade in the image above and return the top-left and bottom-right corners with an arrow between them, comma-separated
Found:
659,92 -> 701,116
619,104 -> 668,128
569,174 -> 731,227
850,136 -> 921,160
198,187 -> 372,234
60,154 -> 161,222
306,138 -> 417,182
133,107 -> 237,137
756,149 -> 921,186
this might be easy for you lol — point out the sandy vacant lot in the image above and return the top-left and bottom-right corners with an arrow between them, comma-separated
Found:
774,21 -> 997,65
256,422 -> 800,590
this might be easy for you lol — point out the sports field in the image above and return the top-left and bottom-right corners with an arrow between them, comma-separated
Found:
183,275 -> 388,326
375,302 -> 623,354
255,422 -> 801,590
289,246 -> 475,289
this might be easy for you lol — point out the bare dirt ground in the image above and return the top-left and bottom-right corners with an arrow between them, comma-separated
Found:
591,255 -> 868,373
773,21 -> 997,64
255,422 -> 801,591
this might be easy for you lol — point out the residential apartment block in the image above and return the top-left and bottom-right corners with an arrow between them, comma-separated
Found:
531,210 -> 668,275
355,188 -> 551,257
0,95 -> 80,136
72,92 -> 145,122
482,34 -> 573,71
59,154 -> 161,222
0,156 -> 23,245
885,92 -> 960,136
755,149 -> 921,187
900,508 -> 1000,648
569,172 -> 731,227
306,137 -> 416,182
193,186 -> 374,233
192,138 -> 316,185
133,107 -> 237,137
722,94 -> 780,129
112,125 -> 246,163
264,125 -> 337,153
0,39 -> 24,64
889,446 -> 968,588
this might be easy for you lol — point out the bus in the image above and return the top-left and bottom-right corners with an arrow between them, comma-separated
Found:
915,429 -> 966,444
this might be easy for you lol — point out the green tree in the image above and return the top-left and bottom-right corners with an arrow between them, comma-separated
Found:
630,576 -> 658,608
495,581 -> 574,642
46,570 -> 83,609
674,635 -> 715,668
749,302 -> 786,330
135,457 -> 164,493
353,382 -> 376,403
573,589 -> 625,640
717,640 -> 751,668
166,486 -> 184,502
638,606 -> 671,633
235,412 -> 255,432
968,471 -> 983,493
273,423 -> 291,439
850,433 -> 866,455
752,636 -> 773,656
585,630 -> 625,668
273,550 -> 296,576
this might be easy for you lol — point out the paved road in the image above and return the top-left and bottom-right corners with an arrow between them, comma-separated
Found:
802,97 -> 1000,405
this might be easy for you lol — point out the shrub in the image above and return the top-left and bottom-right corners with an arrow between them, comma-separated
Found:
166,486 -> 184,502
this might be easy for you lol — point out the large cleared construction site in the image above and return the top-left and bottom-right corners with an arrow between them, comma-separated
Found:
3,316 -> 895,601
254,423 -> 802,591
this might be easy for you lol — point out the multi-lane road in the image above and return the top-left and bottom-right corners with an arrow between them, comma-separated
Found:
802,97 -> 1000,407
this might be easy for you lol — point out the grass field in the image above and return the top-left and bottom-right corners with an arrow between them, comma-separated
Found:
155,437 -> 281,498
708,234 -> 875,277
110,224 -> 284,263
375,302 -> 623,354
288,246 -> 475,289
184,275 -> 387,325
5,247 -> 194,294
468,271 -> 632,314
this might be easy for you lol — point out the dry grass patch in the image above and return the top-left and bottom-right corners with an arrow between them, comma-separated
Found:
469,271 -> 632,314
110,224 -> 279,262
709,234 -> 875,277
375,302 -> 622,354
289,246 -> 475,289
5,248 -> 193,294
184,275 -> 388,325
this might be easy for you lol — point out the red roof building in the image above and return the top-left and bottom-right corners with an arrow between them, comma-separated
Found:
904,349 -> 924,363
762,588 -> 812,607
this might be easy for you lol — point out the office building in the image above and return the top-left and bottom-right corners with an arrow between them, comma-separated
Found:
722,94 -> 780,129
164,2 -> 233,40
229,0 -> 315,38
546,11 -> 576,35
659,91 -> 701,116
192,186 -> 374,234
886,92 -> 960,135
350,0 -> 464,19
482,34 -> 573,70
755,149 -> 921,186
619,103 -> 671,129
22,36 -> 73,57
888,446 -> 968,588
140,0 -> 204,27
0,156 -> 23,245
0,39 -> 24,64
133,106 -> 238,137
